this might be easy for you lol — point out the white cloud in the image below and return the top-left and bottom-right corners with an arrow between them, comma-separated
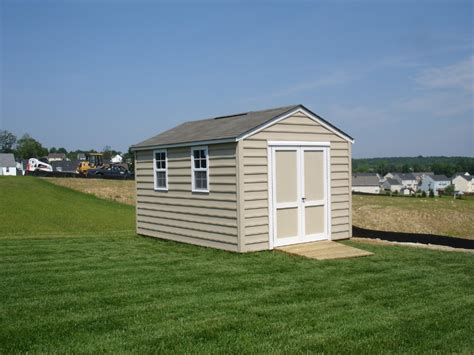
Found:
415,55 -> 474,91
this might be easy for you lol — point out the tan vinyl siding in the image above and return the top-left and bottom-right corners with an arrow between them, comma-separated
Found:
135,143 -> 239,251
240,112 -> 352,251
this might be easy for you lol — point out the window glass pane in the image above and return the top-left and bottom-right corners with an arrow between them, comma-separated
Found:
194,159 -> 200,169
156,171 -> 166,188
194,171 -> 207,190
194,150 -> 200,159
201,159 -> 206,168
200,150 -> 206,158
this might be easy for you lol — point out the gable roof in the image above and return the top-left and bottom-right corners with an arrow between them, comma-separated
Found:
430,174 -> 450,182
384,178 -> 402,186
132,104 -> 354,150
0,153 -> 16,167
352,174 -> 380,186
395,173 -> 416,181
452,172 -> 472,181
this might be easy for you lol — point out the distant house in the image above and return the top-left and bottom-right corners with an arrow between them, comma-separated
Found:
351,173 -> 381,194
412,172 -> 434,184
0,153 -> 17,176
451,172 -> 473,193
382,178 -> 403,193
384,172 -> 418,192
111,154 -> 123,163
419,175 -> 451,196
47,153 -> 67,162
77,153 -> 86,161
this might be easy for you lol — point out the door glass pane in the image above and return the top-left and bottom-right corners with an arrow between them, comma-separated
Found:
304,151 -> 325,201
305,205 -> 325,235
275,150 -> 297,203
277,208 -> 298,239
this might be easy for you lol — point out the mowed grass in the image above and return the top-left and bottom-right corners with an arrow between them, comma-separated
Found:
1,177 -> 473,353
353,194 -> 474,239
0,177 -> 134,236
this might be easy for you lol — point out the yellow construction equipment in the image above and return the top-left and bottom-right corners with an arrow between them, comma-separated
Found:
77,153 -> 104,175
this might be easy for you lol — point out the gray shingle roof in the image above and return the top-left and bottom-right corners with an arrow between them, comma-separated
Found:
385,178 -> 402,185
132,104 -> 353,149
431,174 -> 449,181
352,174 -> 380,186
0,153 -> 16,167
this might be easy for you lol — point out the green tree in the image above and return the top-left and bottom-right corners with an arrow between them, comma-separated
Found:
16,134 -> 48,159
0,130 -> 17,153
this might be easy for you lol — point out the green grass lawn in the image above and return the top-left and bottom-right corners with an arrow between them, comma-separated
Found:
1,177 -> 473,353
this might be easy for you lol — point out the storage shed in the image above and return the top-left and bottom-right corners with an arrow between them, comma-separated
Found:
131,104 -> 354,252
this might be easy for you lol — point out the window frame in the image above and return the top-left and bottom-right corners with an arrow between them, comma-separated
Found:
153,149 -> 168,191
191,146 -> 210,193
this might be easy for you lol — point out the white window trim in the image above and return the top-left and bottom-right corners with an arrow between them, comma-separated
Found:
153,149 -> 168,191
191,146 -> 209,193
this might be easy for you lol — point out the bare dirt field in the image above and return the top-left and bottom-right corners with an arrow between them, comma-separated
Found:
43,178 -> 474,240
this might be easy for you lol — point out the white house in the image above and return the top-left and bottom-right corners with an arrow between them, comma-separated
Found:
384,172 -> 418,192
0,153 -> 17,176
419,175 -> 451,196
111,154 -> 123,163
352,173 -> 381,194
382,178 -> 403,193
451,172 -> 473,193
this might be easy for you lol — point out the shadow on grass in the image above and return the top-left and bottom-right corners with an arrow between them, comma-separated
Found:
353,226 -> 474,249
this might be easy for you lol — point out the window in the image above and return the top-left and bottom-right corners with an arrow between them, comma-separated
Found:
153,149 -> 168,190
191,146 -> 209,192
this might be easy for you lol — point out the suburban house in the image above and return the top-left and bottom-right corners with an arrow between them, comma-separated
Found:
384,172 -> 418,193
419,174 -> 451,196
451,172 -> 473,193
382,178 -> 403,193
351,173 -> 381,194
0,153 -> 17,176
412,172 -> 434,184
47,153 -> 67,162
132,104 -> 354,252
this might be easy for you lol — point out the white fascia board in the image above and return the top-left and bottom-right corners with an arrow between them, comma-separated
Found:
236,107 -> 355,144
131,137 -> 236,151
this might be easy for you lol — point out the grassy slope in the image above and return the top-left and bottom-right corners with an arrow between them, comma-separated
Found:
0,177 -> 134,236
1,177 -> 473,353
353,194 -> 474,239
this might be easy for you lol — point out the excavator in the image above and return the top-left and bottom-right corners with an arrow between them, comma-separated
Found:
77,153 -> 104,176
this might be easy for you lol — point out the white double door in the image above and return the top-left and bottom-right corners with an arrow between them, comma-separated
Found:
270,144 -> 330,247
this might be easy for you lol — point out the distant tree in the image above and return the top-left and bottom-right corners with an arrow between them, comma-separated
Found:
421,190 -> 427,198
0,130 -> 17,153
429,189 -> 435,198
444,184 -> 455,195
16,134 -> 48,159
49,147 -> 57,153
102,145 -> 113,160
57,147 -> 68,154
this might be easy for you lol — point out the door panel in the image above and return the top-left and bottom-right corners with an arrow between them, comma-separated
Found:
304,150 -> 325,202
305,205 -> 325,235
276,208 -> 299,239
275,151 -> 298,203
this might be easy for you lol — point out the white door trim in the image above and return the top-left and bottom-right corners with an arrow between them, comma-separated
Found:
268,142 -> 331,249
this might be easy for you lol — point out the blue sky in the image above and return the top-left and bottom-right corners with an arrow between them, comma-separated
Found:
1,0 -> 473,158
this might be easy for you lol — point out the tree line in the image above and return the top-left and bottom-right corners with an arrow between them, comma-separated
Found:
0,130 -> 133,163
353,156 -> 474,177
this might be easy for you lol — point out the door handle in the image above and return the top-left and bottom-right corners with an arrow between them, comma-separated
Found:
302,197 -> 306,203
